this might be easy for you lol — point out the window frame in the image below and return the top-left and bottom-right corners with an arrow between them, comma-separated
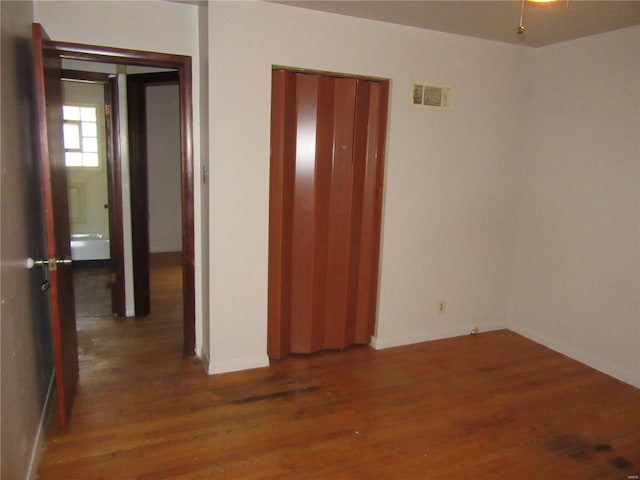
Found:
62,102 -> 105,170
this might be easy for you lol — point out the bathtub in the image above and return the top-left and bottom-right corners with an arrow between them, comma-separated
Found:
70,233 -> 110,261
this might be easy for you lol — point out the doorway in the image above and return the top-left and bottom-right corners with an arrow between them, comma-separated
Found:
127,71 -> 182,317
267,68 -> 389,359
54,42 -> 196,356
61,73 -> 115,318
61,68 -> 184,325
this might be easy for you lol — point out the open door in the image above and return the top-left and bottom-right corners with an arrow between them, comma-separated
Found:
126,71 -> 181,317
33,23 -> 79,430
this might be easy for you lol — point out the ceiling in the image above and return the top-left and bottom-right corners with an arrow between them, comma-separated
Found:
273,1 -> 640,47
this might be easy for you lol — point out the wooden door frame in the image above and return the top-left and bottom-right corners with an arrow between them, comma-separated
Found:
127,71 -> 181,318
60,70 -> 126,317
54,41 -> 196,356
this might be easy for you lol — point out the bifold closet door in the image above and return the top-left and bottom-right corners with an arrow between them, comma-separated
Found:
268,69 -> 388,359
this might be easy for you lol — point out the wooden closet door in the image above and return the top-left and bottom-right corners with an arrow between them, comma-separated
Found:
354,80 -> 388,344
323,78 -> 357,349
268,69 -> 388,359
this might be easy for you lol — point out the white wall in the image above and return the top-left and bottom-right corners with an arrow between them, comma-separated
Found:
198,2 -> 210,366
34,0 -> 204,352
208,1 -> 532,373
146,84 -> 182,253
507,26 -> 640,387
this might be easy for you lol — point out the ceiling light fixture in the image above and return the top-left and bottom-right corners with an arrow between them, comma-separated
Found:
517,0 -> 569,36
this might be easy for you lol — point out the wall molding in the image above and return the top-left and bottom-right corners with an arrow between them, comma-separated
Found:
371,324 -> 506,350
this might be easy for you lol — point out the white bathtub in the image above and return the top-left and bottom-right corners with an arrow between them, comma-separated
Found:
70,233 -> 110,261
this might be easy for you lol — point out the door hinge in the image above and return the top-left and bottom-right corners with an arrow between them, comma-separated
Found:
105,104 -> 112,116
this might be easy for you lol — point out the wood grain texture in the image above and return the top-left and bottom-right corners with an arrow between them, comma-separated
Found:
38,255 -> 640,479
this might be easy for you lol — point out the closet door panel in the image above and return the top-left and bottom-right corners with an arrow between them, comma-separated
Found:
355,81 -> 387,343
268,69 -> 388,359
344,80 -> 370,347
324,78 -> 357,349
309,76 -> 335,352
268,70 -> 296,358
290,74 -> 320,353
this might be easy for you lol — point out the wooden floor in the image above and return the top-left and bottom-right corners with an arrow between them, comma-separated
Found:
39,256 -> 640,479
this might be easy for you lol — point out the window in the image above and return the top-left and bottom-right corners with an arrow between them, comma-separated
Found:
62,105 -> 100,168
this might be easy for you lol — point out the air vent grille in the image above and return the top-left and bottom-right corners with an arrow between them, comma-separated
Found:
412,82 -> 452,110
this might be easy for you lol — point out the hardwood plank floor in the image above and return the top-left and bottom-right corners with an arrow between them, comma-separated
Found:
39,255 -> 640,479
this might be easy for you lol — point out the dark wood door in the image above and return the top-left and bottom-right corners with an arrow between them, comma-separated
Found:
268,69 -> 389,359
33,23 -> 79,429
126,74 -> 151,316
126,71 -> 181,318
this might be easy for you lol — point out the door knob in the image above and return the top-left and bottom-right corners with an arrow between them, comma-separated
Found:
27,257 -> 73,270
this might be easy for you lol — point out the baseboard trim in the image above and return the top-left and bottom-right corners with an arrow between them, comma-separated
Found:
26,370 -> 55,480
371,324 -> 505,350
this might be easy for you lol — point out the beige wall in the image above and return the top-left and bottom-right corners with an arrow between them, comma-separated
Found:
1,2 -> 55,478
507,26 -> 640,387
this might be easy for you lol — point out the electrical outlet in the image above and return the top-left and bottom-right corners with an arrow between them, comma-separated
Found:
438,301 -> 446,314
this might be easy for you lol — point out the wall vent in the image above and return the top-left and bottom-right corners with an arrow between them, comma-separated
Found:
411,82 -> 452,110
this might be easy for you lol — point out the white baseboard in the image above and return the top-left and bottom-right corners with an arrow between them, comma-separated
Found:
26,370 -> 55,480
208,354 -> 270,375
371,323 -> 505,350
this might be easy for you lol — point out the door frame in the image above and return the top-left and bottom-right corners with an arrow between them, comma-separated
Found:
54,41 -> 196,355
127,71 -> 181,317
